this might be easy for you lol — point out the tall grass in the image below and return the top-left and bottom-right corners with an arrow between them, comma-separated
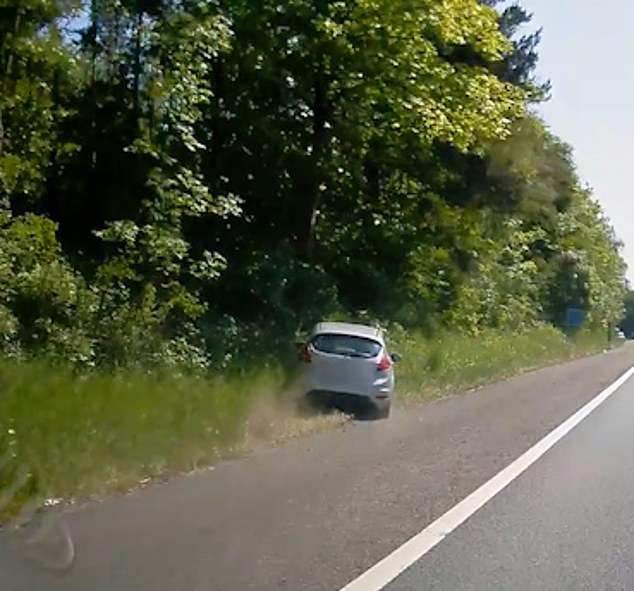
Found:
0,325 -> 615,518
392,325 -> 614,403
0,364 -> 281,519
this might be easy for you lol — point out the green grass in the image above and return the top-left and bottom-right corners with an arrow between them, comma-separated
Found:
0,364 -> 282,521
392,325 -> 616,404
0,325 -> 617,520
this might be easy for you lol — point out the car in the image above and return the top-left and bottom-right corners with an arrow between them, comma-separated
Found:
298,321 -> 401,420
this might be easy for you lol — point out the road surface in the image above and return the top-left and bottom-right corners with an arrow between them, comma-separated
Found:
383,356 -> 634,591
1,344 -> 633,591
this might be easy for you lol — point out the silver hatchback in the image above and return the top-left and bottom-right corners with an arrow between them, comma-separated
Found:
299,322 -> 400,419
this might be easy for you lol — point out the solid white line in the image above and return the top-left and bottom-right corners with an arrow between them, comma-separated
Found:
339,364 -> 634,591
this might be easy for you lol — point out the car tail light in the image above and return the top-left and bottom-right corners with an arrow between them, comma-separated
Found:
300,343 -> 311,363
377,353 -> 392,372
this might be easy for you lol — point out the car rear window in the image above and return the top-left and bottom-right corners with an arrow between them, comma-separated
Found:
311,333 -> 382,359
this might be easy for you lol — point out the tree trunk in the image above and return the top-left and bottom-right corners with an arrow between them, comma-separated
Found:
0,9 -> 22,159
132,8 -> 143,124
304,69 -> 328,261
364,154 -> 381,204
0,110 -> 4,159
209,56 -> 225,183
90,0 -> 99,168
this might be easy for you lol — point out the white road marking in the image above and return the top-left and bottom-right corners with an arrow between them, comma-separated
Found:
339,364 -> 634,591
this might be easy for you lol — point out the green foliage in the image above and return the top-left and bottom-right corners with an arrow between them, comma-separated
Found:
0,213 -> 94,362
0,0 -> 80,202
0,212 -> 214,369
448,216 -> 547,332
619,290 -> 634,338
485,117 -> 577,217
92,2 -> 237,342
0,0 -> 627,373
547,188 -> 626,326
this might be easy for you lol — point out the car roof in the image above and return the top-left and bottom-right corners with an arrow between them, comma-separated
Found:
312,322 -> 384,342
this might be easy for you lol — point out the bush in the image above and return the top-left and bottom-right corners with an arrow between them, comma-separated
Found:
0,214 -> 96,362
0,213 -> 213,370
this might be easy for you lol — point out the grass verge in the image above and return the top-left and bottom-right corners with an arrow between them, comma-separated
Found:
393,325 -> 618,404
0,325 -> 618,521
0,366 -> 268,521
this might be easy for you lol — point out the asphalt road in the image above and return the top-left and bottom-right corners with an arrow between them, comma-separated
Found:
2,344 -> 633,591
385,351 -> 634,591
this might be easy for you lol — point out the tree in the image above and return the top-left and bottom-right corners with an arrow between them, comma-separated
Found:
0,0 -> 81,207
546,187 -> 626,328
203,0 -> 525,323
620,290 -> 634,338
481,0 -> 551,100
0,0 -> 627,366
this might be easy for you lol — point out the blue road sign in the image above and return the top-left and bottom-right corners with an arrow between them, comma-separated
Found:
565,308 -> 585,328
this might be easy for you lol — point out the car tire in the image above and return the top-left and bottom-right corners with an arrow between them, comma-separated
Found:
368,400 -> 390,420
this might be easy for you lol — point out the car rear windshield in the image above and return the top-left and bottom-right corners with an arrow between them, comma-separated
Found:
311,333 -> 382,359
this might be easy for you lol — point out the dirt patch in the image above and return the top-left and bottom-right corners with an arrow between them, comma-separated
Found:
244,386 -> 350,449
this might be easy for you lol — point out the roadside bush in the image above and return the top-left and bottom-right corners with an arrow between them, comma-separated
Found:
0,213 -> 211,370
0,213 -> 96,363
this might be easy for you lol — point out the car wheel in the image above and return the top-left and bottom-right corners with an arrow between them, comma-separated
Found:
377,402 -> 391,420
365,400 -> 390,420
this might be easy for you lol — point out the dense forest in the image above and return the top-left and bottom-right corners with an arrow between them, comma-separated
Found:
0,0 -> 627,370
